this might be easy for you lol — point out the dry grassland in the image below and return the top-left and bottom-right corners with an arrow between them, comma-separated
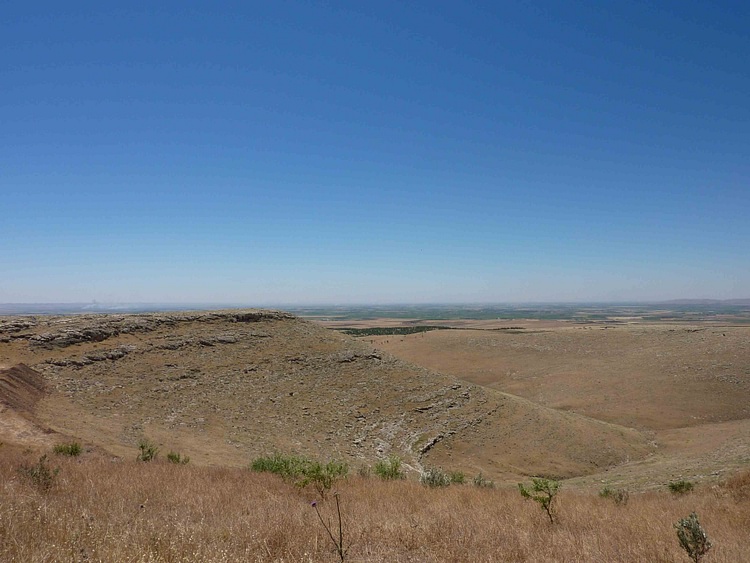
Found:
369,324 -> 750,488
2,448 -> 749,563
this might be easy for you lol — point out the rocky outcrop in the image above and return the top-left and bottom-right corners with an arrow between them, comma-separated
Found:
7,310 -> 293,348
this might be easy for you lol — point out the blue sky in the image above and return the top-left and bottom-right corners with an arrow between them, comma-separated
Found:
2,1 -> 748,304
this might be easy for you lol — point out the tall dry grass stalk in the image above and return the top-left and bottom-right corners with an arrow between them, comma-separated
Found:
1,448 -> 748,562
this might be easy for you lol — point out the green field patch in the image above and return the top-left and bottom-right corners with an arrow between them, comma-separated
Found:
337,326 -> 453,337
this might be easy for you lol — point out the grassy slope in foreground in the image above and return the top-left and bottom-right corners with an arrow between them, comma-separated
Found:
2,447 -> 749,562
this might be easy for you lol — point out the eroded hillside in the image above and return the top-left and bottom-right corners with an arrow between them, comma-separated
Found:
0,310 -> 653,480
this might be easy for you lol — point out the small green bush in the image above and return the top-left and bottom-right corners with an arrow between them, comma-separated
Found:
137,438 -> 158,462
250,453 -> 348,497
251,453 -> 310,478
53,442 -> 82,457
373,455 -> 405,480
472,473 -> 495,488
167,451 -> 190,465
18,454 -> 60,493
448,471 -> 466,484
675,512 -> 712,563
298,460 -> 349,497
519,478 -> 560,524
599,486 -> 629,505
420,466 -> 452,488
669,480 -> 694,495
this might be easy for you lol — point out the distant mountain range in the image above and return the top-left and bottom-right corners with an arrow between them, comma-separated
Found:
657,299 -> 750,306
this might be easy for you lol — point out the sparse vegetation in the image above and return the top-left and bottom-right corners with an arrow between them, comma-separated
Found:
53,442 -> 82,457
472,472 -> 495,488
251,453 -> 348,497
166,451 -> 190,465
519,478 -> 560,524
675,512 -> 712,563
721,468 -> 750,501
2,451 -> 748,562
18,454 -> 59,492
373,455 -> 405,480
600,486 -> 629,505
137,438 -> 158,462
669,479 -> 694,495
448,470 -> 466,484
3,309 -> 750,560
420,466 -> 452,488
311,492 -> 348,562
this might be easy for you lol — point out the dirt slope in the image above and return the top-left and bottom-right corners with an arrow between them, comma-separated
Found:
0,310 -> 653,480
369,325 -> 750,430
0,364 -> 57,448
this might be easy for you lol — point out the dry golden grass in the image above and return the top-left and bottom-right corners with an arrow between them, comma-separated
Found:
2,448 -> 748,562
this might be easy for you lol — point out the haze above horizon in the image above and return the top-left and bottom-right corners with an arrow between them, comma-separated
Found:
3,2 -> 748,304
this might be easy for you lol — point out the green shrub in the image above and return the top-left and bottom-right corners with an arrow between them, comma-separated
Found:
298,460 -> 349,497
675,512 -> 712,563
137,438 -> 158,462
420,466 -> 452,488
519,478 -> 560,524
669,480 -> 694,495
472,473 -> 495,488
373,455 -> 405,480
251,453 -> 310,478
167,451 -> 190,465
250,453 -> 348,497
18,454 -> 60,493
448,471 -> 466,484
599,486 -> 629,505
53,442 -> 82,457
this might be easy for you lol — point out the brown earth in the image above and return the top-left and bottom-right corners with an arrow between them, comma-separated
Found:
364,325 -> 750,430
365,323 -> 750,488
0,310 -> 653,482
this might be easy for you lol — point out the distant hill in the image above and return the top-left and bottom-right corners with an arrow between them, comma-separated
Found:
657,298 -> 750,306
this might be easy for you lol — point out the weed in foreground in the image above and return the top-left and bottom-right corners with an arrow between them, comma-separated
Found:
675,512 -> 712,563
53,442 -> 82,457
18,454 -> 60,493
518,478 -> 560,524
311,492 -> 348,562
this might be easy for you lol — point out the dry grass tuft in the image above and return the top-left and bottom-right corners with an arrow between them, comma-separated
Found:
721,468 -> 750,502
1,449 -> 748,562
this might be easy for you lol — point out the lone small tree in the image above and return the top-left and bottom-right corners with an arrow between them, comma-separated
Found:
675,512 -> 712,563
518,478 -> 560,524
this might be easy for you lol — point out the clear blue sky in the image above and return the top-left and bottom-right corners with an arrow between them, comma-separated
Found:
2,1 -> 748,304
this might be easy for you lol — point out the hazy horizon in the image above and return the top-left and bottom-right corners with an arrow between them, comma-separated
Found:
3,3 -> 748,304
